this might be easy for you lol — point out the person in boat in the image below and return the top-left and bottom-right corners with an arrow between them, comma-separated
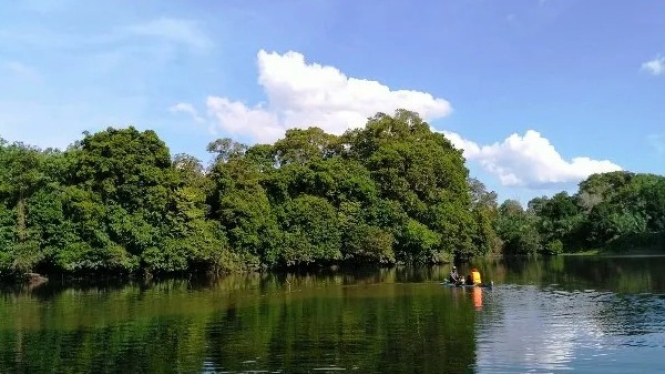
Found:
468,267 -> 482,285
449,266 -> 461,284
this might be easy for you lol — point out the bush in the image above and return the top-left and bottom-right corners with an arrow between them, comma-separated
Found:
543,239 -> 564,255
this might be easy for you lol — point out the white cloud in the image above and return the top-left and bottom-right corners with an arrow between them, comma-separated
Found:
641,56 -> 665,76
169,102 -> 205,124
199,49 -> 451,142
443,129 -> 622,187
123,17 -> 212,49
177,49 -> 621,188
206,97 -> 284,142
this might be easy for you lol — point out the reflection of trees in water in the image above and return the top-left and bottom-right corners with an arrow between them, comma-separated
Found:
469,255 -> 665,294
0,270 -> 478,374
3,256 -> 662,373
206,283 -> 477,373
559,256 -> 665,293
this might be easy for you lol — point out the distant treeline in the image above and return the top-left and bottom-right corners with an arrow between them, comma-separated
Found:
0,110 -> 663,277
498,171 -> 665,255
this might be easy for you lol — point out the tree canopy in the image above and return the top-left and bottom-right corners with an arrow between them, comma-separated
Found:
496,171 -> 665,255
0,110 -> 663,278
0,110 -> 489,276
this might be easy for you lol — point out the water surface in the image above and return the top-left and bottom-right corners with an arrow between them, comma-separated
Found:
1,256 -> 665,373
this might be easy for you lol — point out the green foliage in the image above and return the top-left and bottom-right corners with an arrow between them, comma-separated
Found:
4,113 -> 665,276
208,157 -> 278,267
342,223 -> 395,263
337,201 -> 396,263
496,171 -> 665,255
273,127 -> 340,165
5,111 -> 665,275
0,110 -> 539,277
544,239 -> 564,255
200,109 -> 484,268
0,128 -> 237,276
396,219 -> 442,262
464,178 -> 502,256
341,110 -> 478,260
496,200 -> 542,255
275,195 -> 342,265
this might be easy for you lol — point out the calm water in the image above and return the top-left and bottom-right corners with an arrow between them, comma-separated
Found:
1,256 -> 665,373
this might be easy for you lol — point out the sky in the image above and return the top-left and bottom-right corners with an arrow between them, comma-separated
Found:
1,0 -> 664,204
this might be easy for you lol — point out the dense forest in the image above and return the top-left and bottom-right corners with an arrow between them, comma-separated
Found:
0,110 -> 663,278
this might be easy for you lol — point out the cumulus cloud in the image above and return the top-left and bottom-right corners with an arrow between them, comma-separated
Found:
169,102 -> 205,123
206,97 -> 283,141
641,56 -> 665,76
201,49 -> 452,142
443,129 -> 622,187
175,49 -> 621,188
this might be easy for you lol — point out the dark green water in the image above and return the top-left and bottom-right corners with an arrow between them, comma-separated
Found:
1,255 -> 665,373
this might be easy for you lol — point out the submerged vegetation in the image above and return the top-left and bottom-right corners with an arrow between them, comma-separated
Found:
0,109 -> 663,278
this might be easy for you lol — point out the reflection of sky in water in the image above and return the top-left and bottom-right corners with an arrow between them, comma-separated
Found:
474,285 -> 665,373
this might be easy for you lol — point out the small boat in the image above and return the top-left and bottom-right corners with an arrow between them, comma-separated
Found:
440,280 -> 494,289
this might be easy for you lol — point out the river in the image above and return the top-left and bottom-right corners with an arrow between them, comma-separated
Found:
1,255 -> 664,373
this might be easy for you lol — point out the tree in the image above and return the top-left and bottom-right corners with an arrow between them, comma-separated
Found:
496,199 -> 542,255
207,156 -> 278,267
0,141 -> 51,272
6,110 -> 665,277
344,110 -> 474,260
273,127 -> 340,166
274,195 -> 342,265
468,178 -> 501,254
207,138 -> 247,164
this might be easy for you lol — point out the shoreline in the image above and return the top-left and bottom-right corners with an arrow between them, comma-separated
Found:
562,246 -> 664,257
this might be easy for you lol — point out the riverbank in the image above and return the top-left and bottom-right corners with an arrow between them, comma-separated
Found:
562,245 -> 664,257
0,259 -> 453,288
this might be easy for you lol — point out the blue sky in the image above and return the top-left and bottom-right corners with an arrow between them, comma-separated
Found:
1,0 -> 664,203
